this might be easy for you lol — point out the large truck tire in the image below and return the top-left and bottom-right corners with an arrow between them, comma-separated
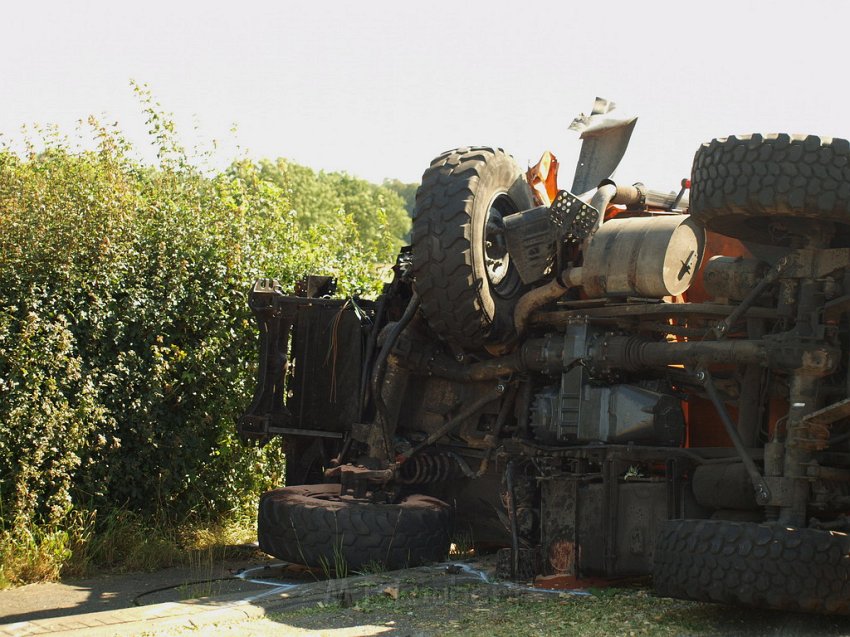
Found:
258,484 -> 451,571
411,147 -> 534,351
690,134 -> 850,247
653,518 -> 850,614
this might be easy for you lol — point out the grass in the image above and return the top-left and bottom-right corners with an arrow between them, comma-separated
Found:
0,506 -> 258,589
263,583 -> 850,637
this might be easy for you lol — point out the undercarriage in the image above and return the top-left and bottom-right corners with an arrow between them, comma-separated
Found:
240,101 -> 850,614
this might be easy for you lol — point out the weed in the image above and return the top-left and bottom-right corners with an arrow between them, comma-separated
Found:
0,505 -> 256,587
0,525 -> 71,588
624,465 -> 645,480
318,533 -> 349,580
176,546 -> 218,600
355,559 -> 387,576
449,527 -> 475,558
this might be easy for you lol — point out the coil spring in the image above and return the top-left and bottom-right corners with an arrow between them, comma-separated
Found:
397,453 -> 465,484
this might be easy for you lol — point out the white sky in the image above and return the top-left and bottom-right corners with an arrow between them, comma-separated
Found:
2,0 -> 848,192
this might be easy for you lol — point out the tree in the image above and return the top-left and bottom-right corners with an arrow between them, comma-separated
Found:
258,159 -> 411,247
382,178 -> 418,217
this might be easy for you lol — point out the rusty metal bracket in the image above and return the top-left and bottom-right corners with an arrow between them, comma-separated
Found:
326,464 -> 396,498
802,397 -> 850,427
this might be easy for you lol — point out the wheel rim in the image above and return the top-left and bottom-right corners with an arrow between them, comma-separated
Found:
484,193 -> 522,296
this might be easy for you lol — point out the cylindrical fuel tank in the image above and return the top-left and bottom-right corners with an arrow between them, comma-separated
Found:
580,214 -> 705,298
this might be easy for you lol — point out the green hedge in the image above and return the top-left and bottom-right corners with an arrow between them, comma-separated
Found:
0,108 -> 401,539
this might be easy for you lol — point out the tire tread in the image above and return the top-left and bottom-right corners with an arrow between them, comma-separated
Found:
690,134 -> 850,244
412,147 -> 531,350
258,485 -> 451,571
654,519 -> 850,615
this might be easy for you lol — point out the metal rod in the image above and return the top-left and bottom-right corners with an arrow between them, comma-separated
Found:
701,370 -> 771,505
710,257 -> 785,339
506,460 -> 520,580
401,387 -> 503,459
476,384 -> 518,477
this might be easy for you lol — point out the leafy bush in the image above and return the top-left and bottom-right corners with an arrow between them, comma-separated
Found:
0,90 -> 400,582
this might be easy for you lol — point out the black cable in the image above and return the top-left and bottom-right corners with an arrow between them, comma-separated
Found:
132,576 -> 238,606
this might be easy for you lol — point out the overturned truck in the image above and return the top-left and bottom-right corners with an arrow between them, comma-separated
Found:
240,99 -> 850,614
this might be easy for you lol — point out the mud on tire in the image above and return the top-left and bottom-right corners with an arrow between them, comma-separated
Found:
653,519 -> 850,614
411,147 -> 534,351
258,484 -> 451,571
690,133 -> 850,247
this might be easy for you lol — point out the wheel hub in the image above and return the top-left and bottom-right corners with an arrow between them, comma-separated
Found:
484,193 -> 523,296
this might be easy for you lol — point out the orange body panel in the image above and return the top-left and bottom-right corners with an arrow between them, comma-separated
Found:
526,151 -> 560,206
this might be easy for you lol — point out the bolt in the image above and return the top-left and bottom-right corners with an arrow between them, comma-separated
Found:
496,383 -> 506,393
455,353 -> 464,362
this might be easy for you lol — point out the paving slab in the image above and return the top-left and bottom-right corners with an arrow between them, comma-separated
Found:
0,557 -> 280,626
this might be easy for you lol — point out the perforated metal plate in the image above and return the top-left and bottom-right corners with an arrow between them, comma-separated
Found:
550,190 -> 599,241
